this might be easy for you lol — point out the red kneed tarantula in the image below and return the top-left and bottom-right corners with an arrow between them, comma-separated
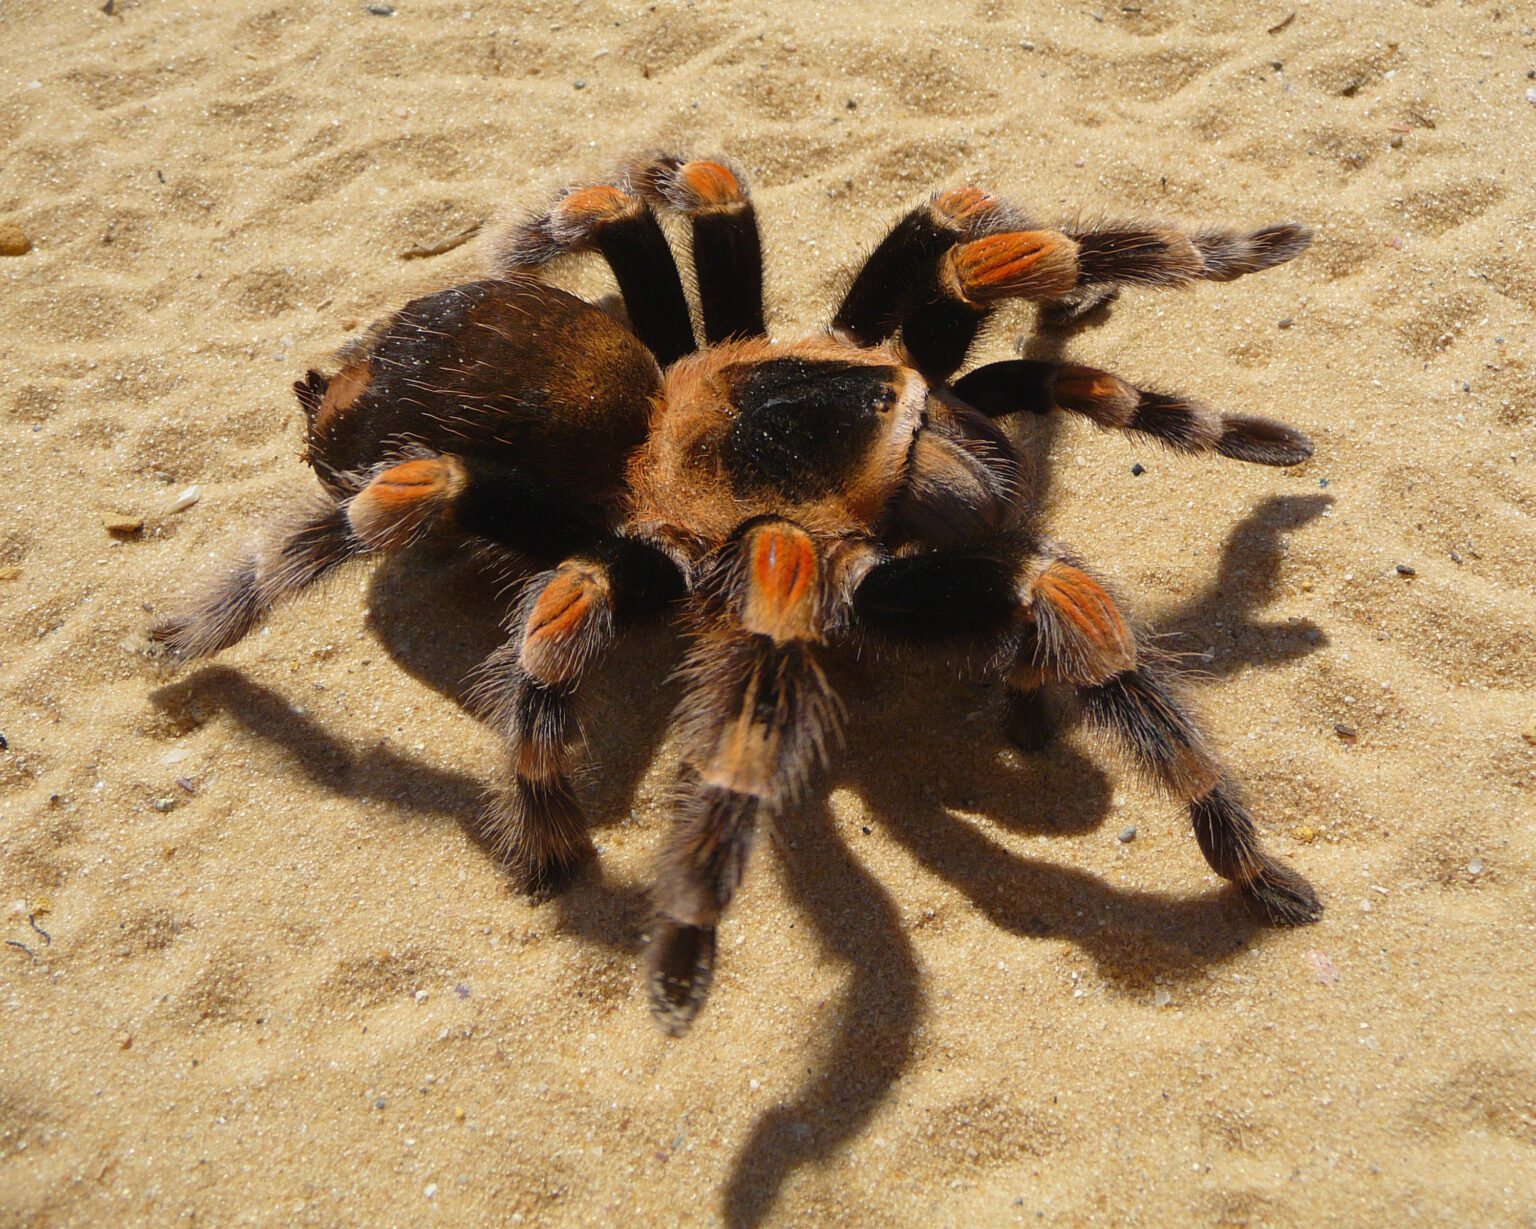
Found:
155,154 -> 1322,1032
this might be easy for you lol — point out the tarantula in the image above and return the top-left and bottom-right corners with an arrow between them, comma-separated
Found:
154,154 -> 1322,1032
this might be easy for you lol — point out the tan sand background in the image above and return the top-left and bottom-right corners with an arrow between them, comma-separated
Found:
2,0 -> 1534,1225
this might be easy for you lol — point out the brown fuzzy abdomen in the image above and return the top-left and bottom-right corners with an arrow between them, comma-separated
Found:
305,276 -> 661,504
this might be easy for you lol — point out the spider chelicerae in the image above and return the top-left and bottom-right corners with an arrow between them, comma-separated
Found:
155,153 -> 1322,1032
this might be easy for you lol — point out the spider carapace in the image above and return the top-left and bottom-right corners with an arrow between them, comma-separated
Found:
155,154 -> 1321,1032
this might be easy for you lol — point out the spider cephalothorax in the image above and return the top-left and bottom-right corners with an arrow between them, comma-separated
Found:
155,153 -> 1321,1032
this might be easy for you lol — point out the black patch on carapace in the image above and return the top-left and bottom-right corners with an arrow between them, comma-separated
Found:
719,358 -> 899,499
293,369 -> 327,422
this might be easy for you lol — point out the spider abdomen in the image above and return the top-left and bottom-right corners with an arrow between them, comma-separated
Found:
299,276 -> 660,507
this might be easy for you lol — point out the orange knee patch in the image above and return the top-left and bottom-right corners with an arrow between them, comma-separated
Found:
1030,561 -> 1135,683
521,565 -> 611,684
932,186 -> 1002,228
676,160 -> 746,210
552,185 -> 639,237
740,524 -> 820,642
946,231 -> 1080,304
1053,365 -> 1139,428
346,456 -> 467,550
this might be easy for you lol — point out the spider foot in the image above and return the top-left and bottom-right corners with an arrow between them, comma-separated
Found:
518,848 -> 593,900
1239,858 -> 1323,927
647,920 -> 716,1035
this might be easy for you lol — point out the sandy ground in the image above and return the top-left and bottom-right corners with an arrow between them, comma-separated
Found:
2,1 -> 1535,1225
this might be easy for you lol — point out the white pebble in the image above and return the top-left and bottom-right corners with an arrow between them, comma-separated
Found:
160,747 -> 192,764
424,1183 -> 437,1198
414,989 -> 429,1003
167,485 -> 202,514
1153,989 -> 1172,1007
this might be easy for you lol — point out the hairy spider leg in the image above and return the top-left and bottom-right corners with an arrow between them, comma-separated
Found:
831,186 -> 1027,349
469,539 -> 685,892
496,181 -> 697,366
952,359 -> 1314,468
1079,665 -> 1322,925
835,186 -> 1312,378
150,494 -> 366,659
849,546 -> 1321,926
648,519 -> 841,1033
632,154 -> 767,344
1041,219 -> 1314,327
151,449 -> 612,661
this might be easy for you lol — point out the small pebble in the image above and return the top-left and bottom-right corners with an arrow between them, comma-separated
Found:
375,1098 -> 386,1110
1395,563 -> 1416,576
161,747 -> 192,765
1467,859 -> 1484,876
103,513 -> 144,536
1153,989 -> 1172,1007
1130,463 -> 1145,477
1334,723 -> 1357,742
424,1184 -> 437,1199
152,797 -> 176,813
167,485 -> 201,514
1521,716 -> 1536,746
1307,950 -> 1340,985
1117,825 -> 1137,843
176,777 -> 197,793
0,733 -> 7,751
1276,317 -> 1293,329
0,223 -> 32,257
363,2 -> 394,14
573,79 -> 586,89
118,1032 -> 133,1050
1389,134 -> 1404,148
414,989 -> 429,1003
861,825 -> 871,835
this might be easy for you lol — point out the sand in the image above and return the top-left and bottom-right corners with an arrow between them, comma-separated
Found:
2,0 -> 1534,1225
